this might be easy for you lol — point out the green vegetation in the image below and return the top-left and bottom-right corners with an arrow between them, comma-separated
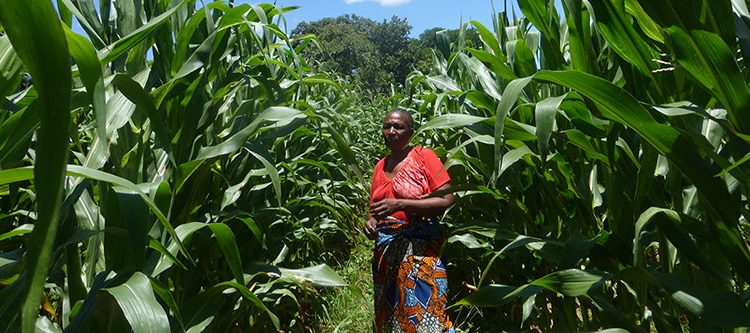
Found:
1,0 -> 750,332
316,241 -> 374,332
293,14 -> 413,93
292,15 -> 481,94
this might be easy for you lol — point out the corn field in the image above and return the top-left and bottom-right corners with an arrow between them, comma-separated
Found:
1,0 -> 750,331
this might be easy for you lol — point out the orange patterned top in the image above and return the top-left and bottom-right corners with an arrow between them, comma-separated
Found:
370,146 -> 450,224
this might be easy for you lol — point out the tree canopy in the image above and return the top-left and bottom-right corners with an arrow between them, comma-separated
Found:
292,15 -> 412,93
292,15 -> 479,94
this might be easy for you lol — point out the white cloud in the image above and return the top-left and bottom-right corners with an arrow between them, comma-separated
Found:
377,0 -> 412,5
344,0 -> 413,6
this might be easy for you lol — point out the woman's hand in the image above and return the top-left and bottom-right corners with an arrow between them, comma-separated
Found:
364,216 -> 378,240
370,199 -> 402,220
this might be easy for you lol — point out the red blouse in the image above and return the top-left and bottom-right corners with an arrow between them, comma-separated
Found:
370,146 -> 451,223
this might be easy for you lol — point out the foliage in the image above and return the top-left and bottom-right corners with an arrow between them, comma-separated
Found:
0,1 -> 369,332
315,238 -> 374,332
413,27 -> 483,74
3,0 -> 750,332
397,0 -> 750,330
292,15 -> 487,95
292,14 -> 416,94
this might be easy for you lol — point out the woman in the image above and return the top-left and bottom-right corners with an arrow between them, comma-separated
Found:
364,109 -> 456,333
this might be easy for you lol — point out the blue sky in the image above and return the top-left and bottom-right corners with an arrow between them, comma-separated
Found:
240,0 -> 522,38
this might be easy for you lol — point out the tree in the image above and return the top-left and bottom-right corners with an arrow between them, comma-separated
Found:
292,15 -> 416,93
292,15 -> 376,75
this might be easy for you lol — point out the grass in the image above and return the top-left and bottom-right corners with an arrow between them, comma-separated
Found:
316,236 -> 375,332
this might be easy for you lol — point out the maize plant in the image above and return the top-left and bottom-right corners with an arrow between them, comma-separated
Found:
0,1 -> 369,332
3,0 -> 750,332
400,0 -> 750,331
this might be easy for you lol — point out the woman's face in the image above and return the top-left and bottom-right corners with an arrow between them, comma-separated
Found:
382,112 -> 413,151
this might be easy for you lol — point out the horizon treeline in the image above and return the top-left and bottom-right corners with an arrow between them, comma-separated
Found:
291,14 -> 481,93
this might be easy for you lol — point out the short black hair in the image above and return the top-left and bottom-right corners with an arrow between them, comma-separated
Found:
386,108 -> 415,131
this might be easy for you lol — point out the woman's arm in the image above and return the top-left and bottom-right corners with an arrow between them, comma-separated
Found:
370,183 -> 455,219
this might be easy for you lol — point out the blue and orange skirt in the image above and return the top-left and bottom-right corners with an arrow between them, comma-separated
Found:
373,217 -> 454,333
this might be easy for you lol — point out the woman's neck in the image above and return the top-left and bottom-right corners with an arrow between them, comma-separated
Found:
389,145 -> 413,161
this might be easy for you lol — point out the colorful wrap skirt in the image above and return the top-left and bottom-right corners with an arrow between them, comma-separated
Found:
373,217 -> 454,333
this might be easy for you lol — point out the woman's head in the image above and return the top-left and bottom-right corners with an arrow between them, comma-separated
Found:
382,108 -> 414,152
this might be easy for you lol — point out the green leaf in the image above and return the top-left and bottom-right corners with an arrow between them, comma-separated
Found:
467,48 -> 516,81
656,272 -> 750,327
0,0 -> 72,331
503,118 -> 538,141
206,223 -> 244,284
65,272 -> 108,332
494,77 -> 533,180
426,75 -> 461,92
518,0 -> 565,69
300,75 -> 341,89
151,222 -> 205,277
58,0 -> 106,48
447,233 -> 489,249
320,118 -> 363,179
416,114 -> 487,133
246,147 -> 282,207
170,2 -> 216,72
470,20 -> 505,61
181,289 -> 221,333
105,272 -> 170,333
634,208 -> 729,283
560,233 -> 601,268
535,94 -> 566,160
589,294 -> 642,332
510,39 -> 537,77
639,0 -> 735,45
99,0 -> 188,64
531,269 -> 608,296
500,144 -> 535,176
64,25 -> 106,142
456,284 -> 545,307
197,106 -> 305,160
562,0 -> 598,73
0,35 -> 23,99
102,187 -> 149,272
113,73 -> 173,157
560,97 -> 607,138
588,0 -> 660,85
214,281 -> 280,329
652,101 -> 710,117
435,30 -> 451,59
478,235 -> 545,286
457,53 -> 502,101
664,27 -> 750,132
172,30 -> 217,80
735,3 -> 750,69
0,224 -> 33,242
565,129 -> 609,165
0,105 -> 39,169
278,264 -> 347,287
221,170 -> 254,210
633,145 -> 657,209
624,0 -> 664,43
149,279 -> 183,328
535,70 -> 750,281
0,165 -> 189,265
174,160 -> 205,195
